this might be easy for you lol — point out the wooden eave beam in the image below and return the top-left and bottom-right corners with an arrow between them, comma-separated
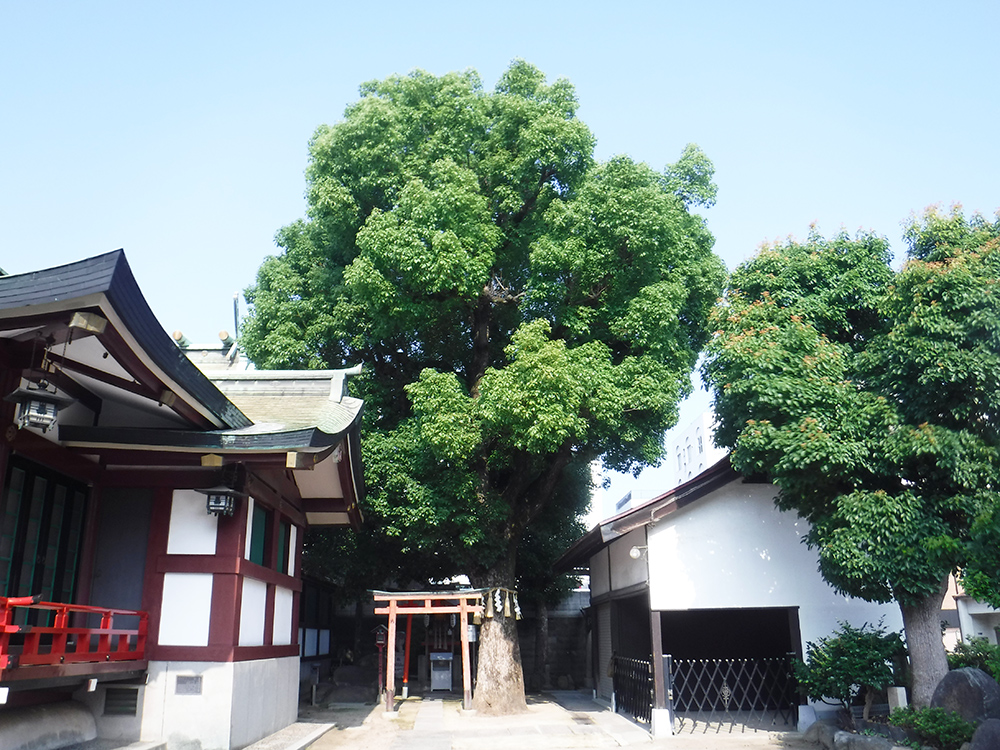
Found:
72,447 -> 309,469
0,309 -> 216,430
299,497 -> 351,512
95,326 -> 214,429
2,310 -> 90,343
99,467 -> 225,489
44,352 -> 152,400
245,471 -> 307,527
26,367 -> 103,415
5,428 -> 102,483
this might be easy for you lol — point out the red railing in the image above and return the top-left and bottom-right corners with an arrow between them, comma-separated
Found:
0,595 -> 147,672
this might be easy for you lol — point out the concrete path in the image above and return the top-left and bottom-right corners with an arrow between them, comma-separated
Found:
299,691 -> 815,750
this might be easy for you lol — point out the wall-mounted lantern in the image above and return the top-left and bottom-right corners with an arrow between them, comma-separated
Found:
197,464 -> 247,517
197,485 -> 247,517
4,382 -> 73,433
202,491 -> 238,516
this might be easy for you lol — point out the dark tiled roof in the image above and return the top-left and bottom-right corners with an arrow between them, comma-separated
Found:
0,250 -> 250,429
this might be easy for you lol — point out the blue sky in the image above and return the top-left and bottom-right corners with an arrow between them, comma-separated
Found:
3,1 -> 998,511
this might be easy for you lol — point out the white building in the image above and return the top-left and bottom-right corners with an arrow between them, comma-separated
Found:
558,456 -> 903,736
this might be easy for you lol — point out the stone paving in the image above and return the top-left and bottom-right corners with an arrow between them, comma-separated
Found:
58,691 -> 816,750
298,691 -> 816,750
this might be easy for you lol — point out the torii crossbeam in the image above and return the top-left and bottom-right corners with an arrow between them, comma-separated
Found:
373,590 -> 485,712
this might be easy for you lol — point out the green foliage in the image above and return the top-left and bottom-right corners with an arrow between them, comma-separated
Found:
947,637 -> 1000,680
704,205 -> 1000,701
794,620 -> 905,709
243,61 -> 724,596
889,706 -> 976,750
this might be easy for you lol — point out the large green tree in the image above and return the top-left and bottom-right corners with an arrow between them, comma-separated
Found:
703,207 -> 1000,706
243,61 -> 724,712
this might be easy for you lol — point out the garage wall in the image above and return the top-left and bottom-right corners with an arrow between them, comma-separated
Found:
608,529 -> 648,592
647,478 -> 902,649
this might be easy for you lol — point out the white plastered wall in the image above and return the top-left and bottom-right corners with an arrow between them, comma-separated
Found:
167,489 -> 218,555
957,598 -> 1000,644
230,657 -> 299,747
139,657 -> 298,750
158,490 -> 217,647
607,529 -> 650,591
273,587 -> 294,646
239,579 -> 268,647
646,478 -> 902,651
159,573 -> 213,646
287,525 -> 297,576
141,661 -> 235,750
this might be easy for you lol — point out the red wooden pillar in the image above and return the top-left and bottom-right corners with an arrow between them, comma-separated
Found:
402,613 -> 413,698
459,597 -> 472,710
385,599 -> 397,713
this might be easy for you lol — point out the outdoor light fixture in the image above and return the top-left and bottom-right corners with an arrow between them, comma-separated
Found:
198,485 -> 248,517
197,464 -> 247,517
629,545 -> 648,560
204,492 -> 237,517
5,382 -> 74,433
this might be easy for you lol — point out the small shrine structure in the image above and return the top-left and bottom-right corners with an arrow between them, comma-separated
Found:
372,590 -> 487,712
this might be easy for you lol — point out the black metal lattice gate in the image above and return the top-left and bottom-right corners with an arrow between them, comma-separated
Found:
667,654 -> 797,733
611,655 -> 652,725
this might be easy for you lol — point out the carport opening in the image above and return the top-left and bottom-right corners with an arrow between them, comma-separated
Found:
658,607 -> 800,659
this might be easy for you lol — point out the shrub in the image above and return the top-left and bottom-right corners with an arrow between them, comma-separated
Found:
794,620 -> 906,721
947,636 -> 1000,680
889,705 -> 976,750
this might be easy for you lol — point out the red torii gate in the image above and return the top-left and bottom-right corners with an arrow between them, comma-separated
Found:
373,590 -> 484,712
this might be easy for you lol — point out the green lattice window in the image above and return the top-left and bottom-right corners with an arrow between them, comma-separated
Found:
0,456 -> 87,616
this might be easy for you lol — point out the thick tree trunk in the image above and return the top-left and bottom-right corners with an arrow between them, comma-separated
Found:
474,604 -> 527,714
469,444 -> 571,713
899,576 -> 950,707
472,555 -> 528,715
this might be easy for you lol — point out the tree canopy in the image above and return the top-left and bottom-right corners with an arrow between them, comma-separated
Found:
242,61 -> 724,712
703,206 -> 1000,705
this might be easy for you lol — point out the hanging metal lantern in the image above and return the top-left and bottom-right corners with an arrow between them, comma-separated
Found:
5,383 -> 73,433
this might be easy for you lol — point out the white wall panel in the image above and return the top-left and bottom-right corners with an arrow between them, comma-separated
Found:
158,573 -> 213,646
288,525 -> 297,576
273,586 -> 294,646
304,628 -> 318,657
166,490 -> 218,555
244,497 -> 256,559
239,579 -> 268,647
